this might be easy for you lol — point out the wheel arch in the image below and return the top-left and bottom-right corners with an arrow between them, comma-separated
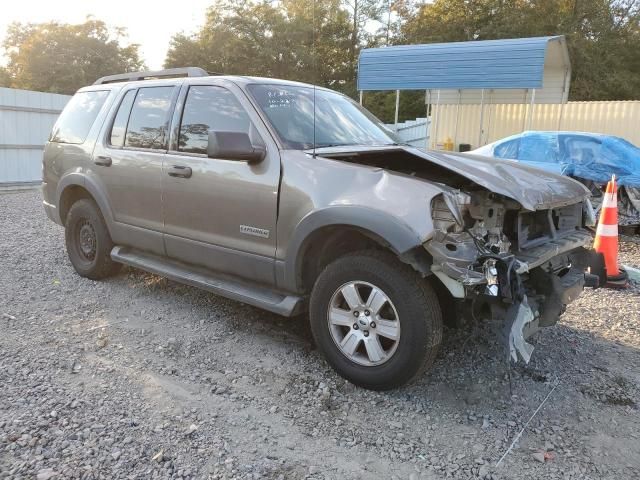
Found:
281,207 -> 432,293
56,173 -> 114,228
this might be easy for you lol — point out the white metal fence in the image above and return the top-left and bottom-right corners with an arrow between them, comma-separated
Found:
385,117 -> 430,148
385,101 -> 640,152
430,101 -> 640,150
0,87 -> 70,185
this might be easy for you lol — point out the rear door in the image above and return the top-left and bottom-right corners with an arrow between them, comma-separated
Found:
92,83 -> 178,254
162,80 -> 281,285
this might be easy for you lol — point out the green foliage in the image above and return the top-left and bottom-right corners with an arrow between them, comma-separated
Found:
165,1 -> 391,100
0,67 -> 10,88
364,90 -> 426,123
1,18 -> 143,94
166,0 -> 352,88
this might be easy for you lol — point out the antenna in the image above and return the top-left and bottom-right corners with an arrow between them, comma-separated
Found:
312,0 -> 317,158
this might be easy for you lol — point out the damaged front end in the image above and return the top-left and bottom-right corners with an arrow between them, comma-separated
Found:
425,189 -> 601,363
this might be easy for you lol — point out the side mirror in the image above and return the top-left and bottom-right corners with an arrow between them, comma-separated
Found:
207,131 -> 266,163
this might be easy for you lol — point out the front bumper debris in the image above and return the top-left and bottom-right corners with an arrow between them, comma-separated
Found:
507,295 -> 536,363
426,231 -> 601,364
505,252 -> 602,363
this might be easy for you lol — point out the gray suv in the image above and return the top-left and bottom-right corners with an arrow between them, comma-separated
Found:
43,67 -> 600,390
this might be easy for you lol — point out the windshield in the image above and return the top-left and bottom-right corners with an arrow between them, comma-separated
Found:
247,84 -> 400,149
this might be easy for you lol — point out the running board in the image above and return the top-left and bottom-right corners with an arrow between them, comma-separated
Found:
110,246 -> 304,317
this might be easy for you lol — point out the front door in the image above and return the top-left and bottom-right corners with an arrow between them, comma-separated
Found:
92,84 -> 177,254
162,81 -> 280,285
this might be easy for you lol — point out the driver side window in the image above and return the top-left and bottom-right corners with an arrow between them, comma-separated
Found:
178,86 -> 251,155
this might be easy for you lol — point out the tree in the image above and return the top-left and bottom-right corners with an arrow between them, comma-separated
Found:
378,0 -> 415,46
2,18 -> 144,94
0,67 -> 10,88
399,0 -> 640,101
166,0 -> 353,89
341,0 -> 385,87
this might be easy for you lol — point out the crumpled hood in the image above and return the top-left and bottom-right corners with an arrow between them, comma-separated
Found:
407,148 -> 590,210
312,145 -> 590,211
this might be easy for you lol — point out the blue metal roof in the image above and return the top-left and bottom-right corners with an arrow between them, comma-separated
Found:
357,36 -> 567,91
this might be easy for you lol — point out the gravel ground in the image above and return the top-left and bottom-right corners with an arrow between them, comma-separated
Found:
1,189 -> 639,480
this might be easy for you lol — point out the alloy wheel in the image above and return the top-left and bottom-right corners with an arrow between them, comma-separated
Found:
327,281 -> 401,366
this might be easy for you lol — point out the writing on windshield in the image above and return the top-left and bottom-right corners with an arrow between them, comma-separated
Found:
248,84 -> 398,149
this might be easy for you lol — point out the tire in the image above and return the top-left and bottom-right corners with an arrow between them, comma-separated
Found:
64,198 -> 121,280
309,250 -> 443,390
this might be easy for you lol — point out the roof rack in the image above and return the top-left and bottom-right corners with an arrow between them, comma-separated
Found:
93,67 -> 209,85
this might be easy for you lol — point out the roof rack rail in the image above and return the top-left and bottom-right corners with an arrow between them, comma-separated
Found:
93,67 -> 209,85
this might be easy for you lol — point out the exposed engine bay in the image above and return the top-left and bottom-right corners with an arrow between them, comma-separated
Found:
319,147 -> 602,364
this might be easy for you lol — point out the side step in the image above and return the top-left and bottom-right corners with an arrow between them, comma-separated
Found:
111,246 -> 305,317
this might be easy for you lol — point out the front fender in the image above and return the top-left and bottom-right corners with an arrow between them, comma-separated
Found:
280,206 -> 424,292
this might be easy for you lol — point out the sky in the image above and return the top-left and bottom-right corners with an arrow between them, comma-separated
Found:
0,0 -> 214,69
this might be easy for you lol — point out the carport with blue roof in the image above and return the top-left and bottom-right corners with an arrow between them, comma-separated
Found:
357,36 -> 571,150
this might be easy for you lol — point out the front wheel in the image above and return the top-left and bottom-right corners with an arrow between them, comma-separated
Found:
309,251 -> 443,390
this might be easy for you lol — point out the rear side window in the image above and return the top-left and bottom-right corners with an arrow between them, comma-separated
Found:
109,90 -> 137,147
494,138 -> 520,159
50,90 -> 109,144
561,136 -> 602,165
124,86 -> 174,150
178,86 -> 251,154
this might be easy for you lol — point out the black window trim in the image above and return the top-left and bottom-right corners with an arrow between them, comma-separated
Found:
105,87 -> 138,149
104,84 -> 180,153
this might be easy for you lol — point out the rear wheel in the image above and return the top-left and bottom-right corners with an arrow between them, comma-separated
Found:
309,250 -> 443,390
65,199 -> 120,280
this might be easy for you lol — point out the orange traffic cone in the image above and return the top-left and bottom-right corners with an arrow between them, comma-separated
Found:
593,175 -> 628,288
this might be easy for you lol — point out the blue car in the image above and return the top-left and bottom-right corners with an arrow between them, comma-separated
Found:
474,131 -> 640,228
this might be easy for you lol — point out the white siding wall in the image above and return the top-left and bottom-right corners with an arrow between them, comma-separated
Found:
427,69 -> 569,105
430,101 -> 640,150
0,87 -> 71,184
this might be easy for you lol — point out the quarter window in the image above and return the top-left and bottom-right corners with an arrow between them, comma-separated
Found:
178,86 -> 251,155
109,90 -> 136,147
124,86 -> 174,150
50,90 -> 109,144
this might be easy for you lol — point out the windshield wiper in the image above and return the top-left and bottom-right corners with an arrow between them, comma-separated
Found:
312,142 -> 407,149
314,143 -> 359,148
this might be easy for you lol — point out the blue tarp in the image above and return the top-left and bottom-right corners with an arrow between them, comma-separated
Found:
562,136 -> 640,187
489,132 -> 640,187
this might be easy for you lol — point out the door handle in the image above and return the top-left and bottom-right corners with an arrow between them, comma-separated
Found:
94,155 -> 112,167
167,165 -> 192,178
